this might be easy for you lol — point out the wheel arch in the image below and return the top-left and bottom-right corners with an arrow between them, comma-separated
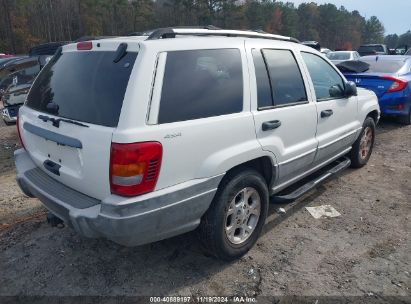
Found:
366,110 -> 380,124
218,156 -> 277,191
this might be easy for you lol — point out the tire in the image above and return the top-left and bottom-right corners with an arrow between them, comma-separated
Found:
398,108 -> 411,125
199,168 -> 269,261
349,117 -> 376,168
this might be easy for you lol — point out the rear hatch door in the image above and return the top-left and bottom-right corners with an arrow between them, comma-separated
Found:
19,44 -> 138,200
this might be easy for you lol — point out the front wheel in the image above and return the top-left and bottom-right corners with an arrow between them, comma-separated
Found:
349,117 -> 376,168
199,169 -> 269,260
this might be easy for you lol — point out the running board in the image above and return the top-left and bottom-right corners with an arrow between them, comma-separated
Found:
271,157 -> 351,203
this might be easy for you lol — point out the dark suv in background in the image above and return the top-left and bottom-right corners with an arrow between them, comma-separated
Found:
358,44 -> 389,56
0,42 -> 69,125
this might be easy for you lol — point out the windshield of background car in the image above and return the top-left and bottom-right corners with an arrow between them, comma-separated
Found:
361,58 -> 407,73
26,50 -> 137,127
327,52 -> 351,60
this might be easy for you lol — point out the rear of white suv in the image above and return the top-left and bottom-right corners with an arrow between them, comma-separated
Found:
15,37 -> 260,254
15,39 -> 178,244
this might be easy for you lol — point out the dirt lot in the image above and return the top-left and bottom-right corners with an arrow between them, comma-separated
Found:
0,118 -> 410,300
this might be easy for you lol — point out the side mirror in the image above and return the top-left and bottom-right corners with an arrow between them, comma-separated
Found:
345,81 -> 357,97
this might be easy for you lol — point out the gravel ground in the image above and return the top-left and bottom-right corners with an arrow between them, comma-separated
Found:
0,118 -> 410,300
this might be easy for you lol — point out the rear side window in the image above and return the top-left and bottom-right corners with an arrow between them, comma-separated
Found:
252,49 -> 272,108
259,49 -> 307,107
158,49 -> 243,124
26,51 -> 137,127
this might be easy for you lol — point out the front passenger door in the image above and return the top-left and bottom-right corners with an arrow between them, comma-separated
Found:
301,52 -> 361,164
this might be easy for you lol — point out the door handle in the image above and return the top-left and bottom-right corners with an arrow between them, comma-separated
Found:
321,109 -> 334,118
262,120 -> 281,131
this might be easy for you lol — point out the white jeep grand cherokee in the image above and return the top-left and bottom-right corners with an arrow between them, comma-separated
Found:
14,28 -> 380,260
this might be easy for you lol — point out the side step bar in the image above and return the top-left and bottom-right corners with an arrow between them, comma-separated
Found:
271,157 -> 351,203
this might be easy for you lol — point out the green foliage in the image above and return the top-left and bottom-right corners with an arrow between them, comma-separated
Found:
383,31 -> 411,51
0,0 -> 397,54
363,16 -> 385,44
384,34 -> 399,49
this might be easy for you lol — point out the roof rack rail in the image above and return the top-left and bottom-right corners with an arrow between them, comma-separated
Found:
146,27 -> 299,43
128,25 -> 221,37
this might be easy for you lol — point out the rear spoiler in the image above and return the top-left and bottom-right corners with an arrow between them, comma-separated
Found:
336,60 -> 370,73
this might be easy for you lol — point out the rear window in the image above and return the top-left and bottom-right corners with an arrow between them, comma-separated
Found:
26,50 -> 137,127
358,45 -> 384,53
158,49 -> 243,124
361,58 -> 406,73
327,52 -> 351,60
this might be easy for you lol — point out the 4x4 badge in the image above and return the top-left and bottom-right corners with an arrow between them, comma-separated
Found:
164,132 -> 182,139
355,78 -> 361,84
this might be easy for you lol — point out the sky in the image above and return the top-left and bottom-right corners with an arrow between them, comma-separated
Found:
284,0 -> 411,35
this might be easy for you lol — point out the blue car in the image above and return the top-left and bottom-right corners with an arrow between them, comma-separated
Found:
343,55 -> 411,124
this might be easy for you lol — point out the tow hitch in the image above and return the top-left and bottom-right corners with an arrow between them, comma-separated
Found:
46,212 -> 64,227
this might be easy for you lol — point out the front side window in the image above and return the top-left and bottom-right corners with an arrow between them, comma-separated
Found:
158,49 -> 243,124
302,52 -> 345,101
261,49 -> 307,107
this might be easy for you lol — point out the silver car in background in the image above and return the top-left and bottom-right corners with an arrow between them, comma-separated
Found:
327,51 -> 361,65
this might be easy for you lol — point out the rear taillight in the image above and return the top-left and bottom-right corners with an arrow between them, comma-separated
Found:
16,113 -> 25,150
383,76 -> 408,93
77,41 -> 92,50
110,142 -> 162,197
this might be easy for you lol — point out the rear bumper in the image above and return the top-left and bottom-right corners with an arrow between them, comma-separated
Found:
15,149 -> 222,246
379,96 -> 411,116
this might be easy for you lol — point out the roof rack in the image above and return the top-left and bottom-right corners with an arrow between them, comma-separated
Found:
75,36 -> 116,42
146,27 -> 299,43
128,25 -> 221,37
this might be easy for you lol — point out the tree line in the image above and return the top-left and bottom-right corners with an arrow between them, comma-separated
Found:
1,0 -> 388,54
385,31 -> 411,49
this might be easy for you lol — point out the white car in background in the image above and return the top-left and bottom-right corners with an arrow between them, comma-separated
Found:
327,51 -> 361,65
320,48 -> 332,55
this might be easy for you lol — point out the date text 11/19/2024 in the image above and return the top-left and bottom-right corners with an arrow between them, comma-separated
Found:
149,296 -> 257,303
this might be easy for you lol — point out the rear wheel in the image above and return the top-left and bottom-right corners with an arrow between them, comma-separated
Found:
349,117 -> 376,168
199,169 -> 269,260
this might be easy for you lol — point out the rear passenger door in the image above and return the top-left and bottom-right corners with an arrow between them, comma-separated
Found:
144,44 -> 261,189
300,52 -> 360,164
247,43 -> 318,188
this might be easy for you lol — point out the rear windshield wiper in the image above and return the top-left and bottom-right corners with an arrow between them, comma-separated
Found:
38,114 -> 89,128
113,43 -> 128,63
